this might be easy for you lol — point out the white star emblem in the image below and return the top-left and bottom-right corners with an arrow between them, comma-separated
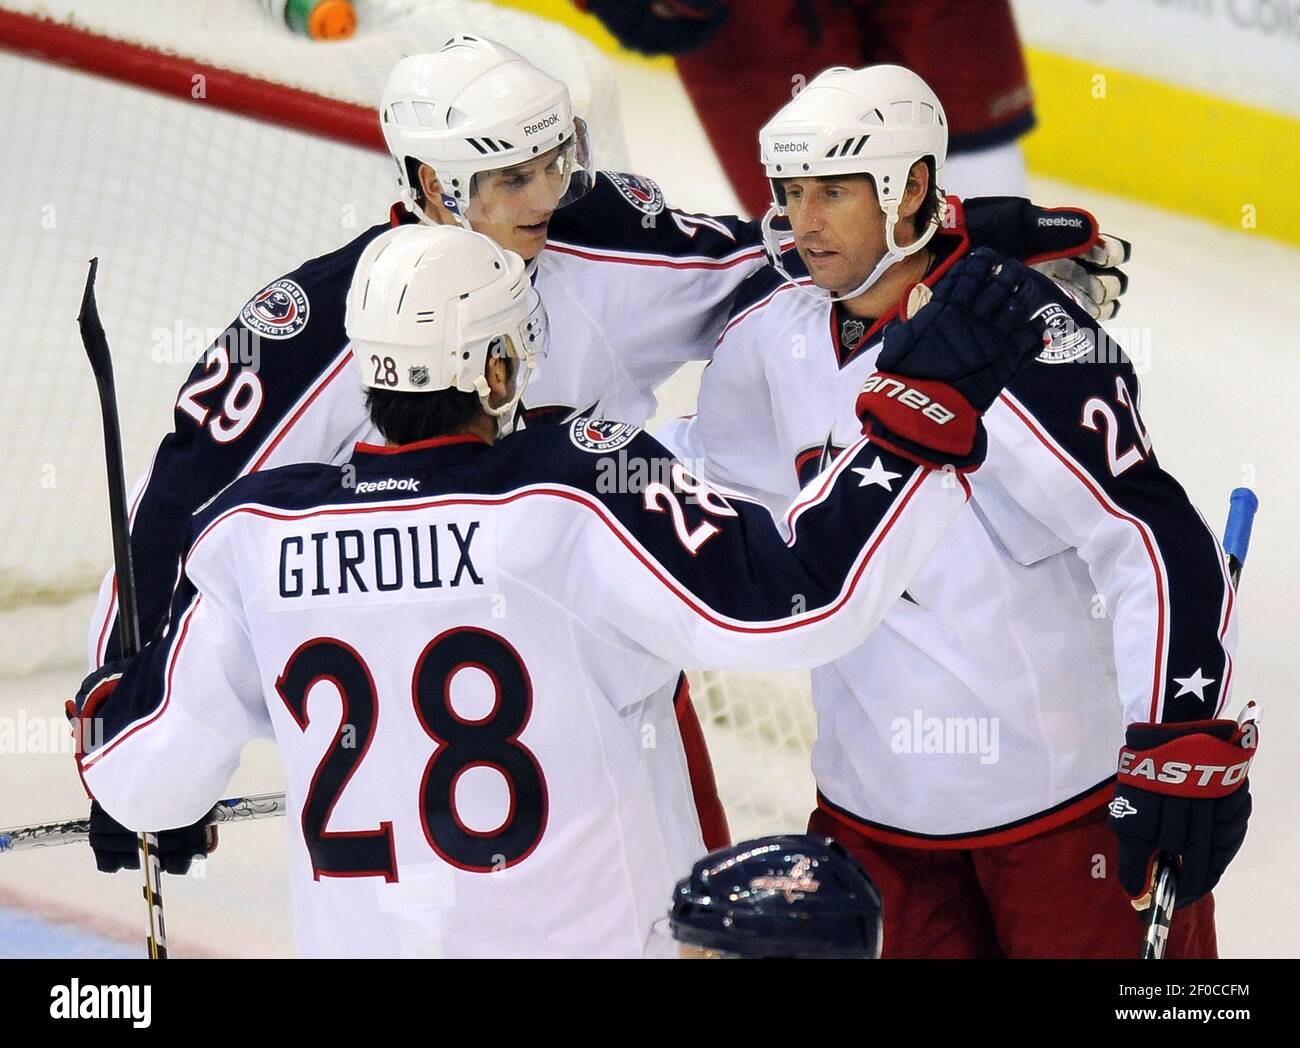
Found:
1172,668 -> 1216,700
852,457 -> 903,491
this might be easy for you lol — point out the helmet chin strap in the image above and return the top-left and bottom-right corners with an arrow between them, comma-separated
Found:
761,204 -> 940,305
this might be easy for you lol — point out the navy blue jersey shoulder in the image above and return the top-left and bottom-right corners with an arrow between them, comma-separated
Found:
186,416 -> 928,632
727,246 -> 808,320
545,170 -> 760,258
191,421 -> 650,528
189,420 -> 740,613
290,221 -> 391,292
96,220 -> 393,661
1006,271 -> 1233,723
242,219 -> 392,353
1007,271 -> 1143,431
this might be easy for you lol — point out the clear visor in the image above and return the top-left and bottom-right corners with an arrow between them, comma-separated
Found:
464,119 -> 594,225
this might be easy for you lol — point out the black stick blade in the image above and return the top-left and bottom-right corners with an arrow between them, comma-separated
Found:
77,257 -> 114,375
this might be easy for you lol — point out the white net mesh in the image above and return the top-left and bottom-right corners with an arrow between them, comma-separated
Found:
0,0 -> 818,838
0,0 -> 627,665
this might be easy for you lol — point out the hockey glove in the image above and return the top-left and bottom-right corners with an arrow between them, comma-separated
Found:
578,0 -> 729,56
855,247 -> 1047,472
963,196 -> 1131,320
85,800 -> 216,876
68,663 -> 218,876
1109,713 -> 1257,909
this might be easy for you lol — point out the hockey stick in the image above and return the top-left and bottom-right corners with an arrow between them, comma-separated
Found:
1138,486 -> 1258,960
0,792 -> 287,854
77,258 -> 168,960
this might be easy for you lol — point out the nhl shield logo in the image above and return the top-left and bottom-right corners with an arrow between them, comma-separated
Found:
840,318 -> 866,350
240,279 -> 309,340
408,365 -> 430,388
603,171 -> 665,216
569,416 -> 641,454
1033,302 -> 1092,364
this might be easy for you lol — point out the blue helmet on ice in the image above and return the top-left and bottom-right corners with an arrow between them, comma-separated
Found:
669,835 -> 883,958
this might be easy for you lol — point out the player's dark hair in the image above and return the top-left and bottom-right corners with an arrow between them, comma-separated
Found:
913,155 -> 943,234
365,352 -> 516,445
366,387 -> 481,445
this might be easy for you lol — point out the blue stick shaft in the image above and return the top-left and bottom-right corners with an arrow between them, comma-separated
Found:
1223,487 -> 1259,575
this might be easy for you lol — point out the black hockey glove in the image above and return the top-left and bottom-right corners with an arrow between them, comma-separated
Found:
963,196 -> 1131,320
69,662 -> 218,876
1109,713 -> 1257,909
579,0 -> 729,56
88,800 -> 217,876
855,247 -> 1047,472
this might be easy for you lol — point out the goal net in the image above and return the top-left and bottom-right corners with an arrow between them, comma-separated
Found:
0,0 -> 817,840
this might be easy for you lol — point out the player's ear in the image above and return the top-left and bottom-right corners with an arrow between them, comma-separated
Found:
418,164 -> 458,226
484,355 -> 512,406
898,159 -> 929,222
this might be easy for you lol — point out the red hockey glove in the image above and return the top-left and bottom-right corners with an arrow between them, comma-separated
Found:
1109,711 -> 1257,909
855,248 -> 1047,471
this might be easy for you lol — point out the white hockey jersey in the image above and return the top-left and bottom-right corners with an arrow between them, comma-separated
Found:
79,420 -> 967,957
661,207 -> 1239,846
88,173 -> 764,666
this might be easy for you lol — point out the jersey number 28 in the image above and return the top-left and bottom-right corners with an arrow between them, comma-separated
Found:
275,627 -> 547,880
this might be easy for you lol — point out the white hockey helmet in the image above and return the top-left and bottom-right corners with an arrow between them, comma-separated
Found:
759,64 -> 948,300
379,35 -> 595,226
346,225 -> 548,434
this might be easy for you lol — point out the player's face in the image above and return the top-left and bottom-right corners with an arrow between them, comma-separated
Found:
466,145 -> 571,262
781,176 -> 890,296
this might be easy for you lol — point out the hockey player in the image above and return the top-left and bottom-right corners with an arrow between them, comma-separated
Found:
662,65 -> 1254,958
71,223 -> 1053,958
82,35 -> 1126,872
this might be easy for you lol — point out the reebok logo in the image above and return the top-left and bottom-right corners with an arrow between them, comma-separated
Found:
772,141 -> 809,153
523,113 -> 560,136
859,375 -> 956,425
354,478 -> 420,495
1037,215 -> 1084,228
50,980 -> 151,1028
